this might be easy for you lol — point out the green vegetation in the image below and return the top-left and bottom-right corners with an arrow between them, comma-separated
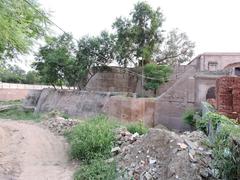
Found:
0,107 -> 43,122
144,64 -> 172,96
0,65 -> 42,84
67,115 -> 116,162
67,115 -> 118,179
197,112 -> 240,179
0,100 -> 21,106
182,108 -> 197,127
126,121 -> 148,135
74,159 -> 117,180
0,0 -> 50,61
33,2 -> 194,89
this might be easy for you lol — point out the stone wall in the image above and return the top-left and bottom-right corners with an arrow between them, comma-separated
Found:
103,96 -> 155,127
86,67 -> 138,92
32,89 -> 155,126
154,65 -> 196,131
23,88 -> 196,130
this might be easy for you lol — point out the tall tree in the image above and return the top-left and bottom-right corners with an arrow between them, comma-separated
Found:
0,0 -> 49,61
156,29 -> 195,65
75,31 -> 114,89
33,33 -> 75,89
113,2 -> 164,67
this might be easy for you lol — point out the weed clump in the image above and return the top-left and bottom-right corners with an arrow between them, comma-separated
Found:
68,115 -> 116,162
126,121 -> 148,135
182,108 -> 197,126
74,158 -> 116,180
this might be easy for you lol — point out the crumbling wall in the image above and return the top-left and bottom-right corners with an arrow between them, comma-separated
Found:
34,89 -> 155,126
216,76 -> 240,120
86,67 -> 138,92
103,96 -> 155,127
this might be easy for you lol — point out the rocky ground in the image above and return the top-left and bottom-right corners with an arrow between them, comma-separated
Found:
113,127 -> 214,180
41,115 -> 80,135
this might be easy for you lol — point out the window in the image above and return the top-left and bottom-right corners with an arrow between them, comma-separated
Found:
208,62 -> 218,71
235,67 -> 240,76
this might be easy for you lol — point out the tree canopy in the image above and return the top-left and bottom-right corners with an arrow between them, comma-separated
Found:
144,64 -> 172,95
113,2 -> 164,67
0,0 -> 49,61
32,1 -> 194,91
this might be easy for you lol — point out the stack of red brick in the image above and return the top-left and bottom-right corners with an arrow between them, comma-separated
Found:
216,77 -> 240,121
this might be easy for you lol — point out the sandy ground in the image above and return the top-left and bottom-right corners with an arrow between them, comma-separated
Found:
0,120 -> 75,180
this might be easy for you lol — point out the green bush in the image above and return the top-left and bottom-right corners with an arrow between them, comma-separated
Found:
182,108 -> 196,126
196,112 -> 235,133
68,115 -> 116,162
212,123 -> 240,179
74,158 -> 116,180
197,112 -> 240,179
126,121 -> 148,135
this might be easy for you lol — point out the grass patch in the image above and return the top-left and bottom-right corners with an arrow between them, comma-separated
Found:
126,121 -> 148,135
74,158 -> 116,180
0,107 -> 43,122
67,115 -> 117,162
0,100 -> 21,106
182,108 -> 197,126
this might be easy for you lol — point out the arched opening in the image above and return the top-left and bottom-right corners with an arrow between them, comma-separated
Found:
206,87 -> 216,100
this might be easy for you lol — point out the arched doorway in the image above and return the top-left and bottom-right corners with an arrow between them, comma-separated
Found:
206,87 -> 216,100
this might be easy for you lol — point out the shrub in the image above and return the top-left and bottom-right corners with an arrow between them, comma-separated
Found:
196,112 -> 235,133
74,158 -> 116,180
68,115 -> 116,162
197,112 -> 240,179
126,121 -> 148,135
182,108 -> 196,126
212,123 -> 240,179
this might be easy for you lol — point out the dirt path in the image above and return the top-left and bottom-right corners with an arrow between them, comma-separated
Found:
0,120 -> 75,180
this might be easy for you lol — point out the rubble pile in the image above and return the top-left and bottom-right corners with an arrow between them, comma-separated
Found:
113,128 -> 214,180
42,116 -> 80,135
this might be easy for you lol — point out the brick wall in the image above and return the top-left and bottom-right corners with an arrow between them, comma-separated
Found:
216,77 -> 240,120
0,89 -> 30,101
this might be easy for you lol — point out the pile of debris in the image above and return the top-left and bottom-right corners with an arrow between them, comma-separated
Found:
41,116 -> 80,135
113,128 -> 214,180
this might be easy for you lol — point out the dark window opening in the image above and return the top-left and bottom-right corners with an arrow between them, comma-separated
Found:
208,62 -> 218,71
234,67 -> 240,76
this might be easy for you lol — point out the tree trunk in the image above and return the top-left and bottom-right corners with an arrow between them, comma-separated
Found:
51,83 -> 57,90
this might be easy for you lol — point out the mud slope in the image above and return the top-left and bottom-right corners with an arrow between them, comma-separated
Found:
0,120 -> 74,180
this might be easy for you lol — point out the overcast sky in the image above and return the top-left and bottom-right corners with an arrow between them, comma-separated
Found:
20,0 -> 240,70
38,0 -> 240,54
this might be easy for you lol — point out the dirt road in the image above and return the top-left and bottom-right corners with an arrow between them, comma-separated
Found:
0,120 -> 75,180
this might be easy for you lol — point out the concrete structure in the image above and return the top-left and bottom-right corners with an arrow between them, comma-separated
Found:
191,53 -> 240,104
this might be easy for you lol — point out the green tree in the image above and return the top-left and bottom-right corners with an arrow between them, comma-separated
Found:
0,0 -> 49,61
34,33 -> 75,89
75,31 -> 113,89
113,2 -> 194,67
25,71 -> 41,84
0,65 -> 26,83
113,2 -> 164,67
144,63 -> 172,96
